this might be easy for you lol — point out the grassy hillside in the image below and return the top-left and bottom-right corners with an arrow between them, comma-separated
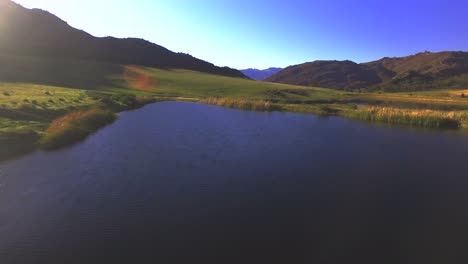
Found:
1,54 -> 468,160
0,54 -> 124,89
140,67 -> 346,101
0,54 -> 342,100
0,55 -> 345,160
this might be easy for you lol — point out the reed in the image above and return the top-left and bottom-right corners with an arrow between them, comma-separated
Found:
39,108 -> 116,149
343,106 -> 467,129
200,97 -> 276,112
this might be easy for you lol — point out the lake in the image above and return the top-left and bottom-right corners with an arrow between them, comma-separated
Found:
1,102 -> 468,264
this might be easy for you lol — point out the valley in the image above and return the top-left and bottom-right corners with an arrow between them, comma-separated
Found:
2,53 -> 468,160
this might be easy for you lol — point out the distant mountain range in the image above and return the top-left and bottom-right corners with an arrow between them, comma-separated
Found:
241,68 -> 283,80
267,51 -> 468,91
0,0 -> 246,79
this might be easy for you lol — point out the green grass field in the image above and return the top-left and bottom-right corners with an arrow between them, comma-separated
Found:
0,83 -> 95,109
1,55 -> 468,160
143,68 -> 346,100
0,83 -> 98,133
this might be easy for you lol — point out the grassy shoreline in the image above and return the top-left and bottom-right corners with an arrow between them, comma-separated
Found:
200,98 -> 467,129
39,108 -> 117,150
2,97 -> 467,162
341,106 -> 466,129
200,97 -> 277,111
2,65 -> 468,161
0,88 -> 159,160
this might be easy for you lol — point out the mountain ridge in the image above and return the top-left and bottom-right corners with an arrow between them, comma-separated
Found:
0,0 -> 247,79
267,51 -> 468,91
241,67 -> 283,80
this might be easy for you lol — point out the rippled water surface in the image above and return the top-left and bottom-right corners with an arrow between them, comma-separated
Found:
1,102 -> 468,263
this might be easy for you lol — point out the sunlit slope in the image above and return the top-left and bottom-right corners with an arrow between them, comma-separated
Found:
131,68 -> 346,101
2,54 -> 468,108
1,53 -> 468,160
121,67 -> 468,110
0,83 -> 95,110
0,53 -> 347,101
0,54 -> 344,138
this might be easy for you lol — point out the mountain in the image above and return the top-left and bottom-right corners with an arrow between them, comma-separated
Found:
267,61 -> 381,90
241,67 -> 283,80
267,51 -> 468,91
0,0 -> 246,79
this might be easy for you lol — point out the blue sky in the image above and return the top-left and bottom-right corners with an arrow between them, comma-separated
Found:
13,0 -> 468,69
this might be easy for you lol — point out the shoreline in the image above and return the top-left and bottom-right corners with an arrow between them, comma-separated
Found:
0,98 -> 162,162
2,99 -> 467,163
200,97 -> 467,129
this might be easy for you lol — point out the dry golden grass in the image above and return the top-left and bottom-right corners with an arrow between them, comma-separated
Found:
448,89 -> 468,97
345,106 -> 468,128
40,108 -> 116,149
200,97 -> 276,112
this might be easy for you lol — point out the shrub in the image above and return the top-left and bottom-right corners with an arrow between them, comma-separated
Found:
2,91 -> 11,96
45,91 -> 52,96
111,94 -> 138,106
349,103 -> 358,110
99,94 -> 155,111
318,105 -> 338,116
462,93 -> 465,98
18,104 -> 37,111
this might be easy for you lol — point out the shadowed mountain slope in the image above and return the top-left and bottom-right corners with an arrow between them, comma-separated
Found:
0,0 -> 246,79
267,51 -> 468,91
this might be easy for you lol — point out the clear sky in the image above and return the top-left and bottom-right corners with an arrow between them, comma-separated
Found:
12,0 -> 468,69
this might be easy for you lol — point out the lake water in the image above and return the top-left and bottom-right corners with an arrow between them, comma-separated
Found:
1,102 -> 468,264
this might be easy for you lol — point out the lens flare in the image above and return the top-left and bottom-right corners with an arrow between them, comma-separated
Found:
123,65 -> 159,91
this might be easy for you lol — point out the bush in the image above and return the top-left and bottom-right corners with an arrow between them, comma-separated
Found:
2,91 -> 11,96
111,94 -> 138,106
317,105 -> 339,116
462,93 -> 465,98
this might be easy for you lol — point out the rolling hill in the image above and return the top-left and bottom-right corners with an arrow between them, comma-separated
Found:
267,51 -> 468,91
0,0 -> 246,79
241,67 -> 283,80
